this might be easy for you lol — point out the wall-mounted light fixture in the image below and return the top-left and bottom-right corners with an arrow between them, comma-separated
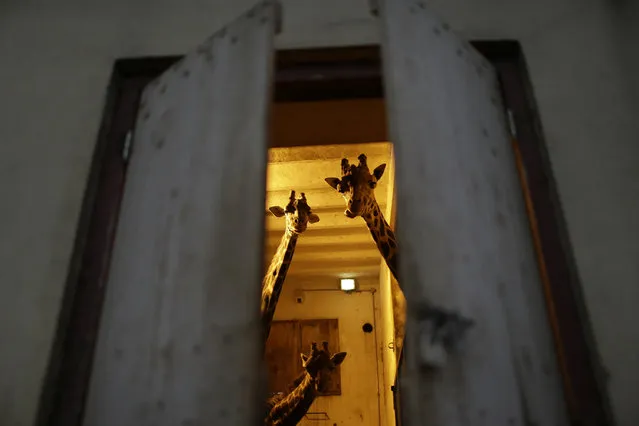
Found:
340,278 -> 356,292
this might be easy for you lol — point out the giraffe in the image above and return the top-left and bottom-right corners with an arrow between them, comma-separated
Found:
324,154 -> 407,363
261,190 -> 319,343
264,342 -> 347,426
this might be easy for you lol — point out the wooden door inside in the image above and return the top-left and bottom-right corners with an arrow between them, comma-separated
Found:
266,319 -> 342,397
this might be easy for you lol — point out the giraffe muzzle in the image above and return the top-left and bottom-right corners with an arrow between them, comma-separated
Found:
348,198 -> 365,215
344,209 -> 357,219
293,224 -> 308,234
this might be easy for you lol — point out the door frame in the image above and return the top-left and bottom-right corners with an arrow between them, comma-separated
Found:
36,43 -> 612,426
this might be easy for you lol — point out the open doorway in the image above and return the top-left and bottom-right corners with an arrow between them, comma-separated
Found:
261,55 -> 399,426
263,139 -> 395,425
264,79 -> 396,426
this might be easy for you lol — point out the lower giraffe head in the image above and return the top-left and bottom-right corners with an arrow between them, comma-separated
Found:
324,153 -> 386,218
301,341 -> 347,393
268,190 -> 320,234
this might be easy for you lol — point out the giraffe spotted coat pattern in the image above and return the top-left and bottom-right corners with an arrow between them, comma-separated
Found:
325,154 -> 407,362
261,191 -> 319,343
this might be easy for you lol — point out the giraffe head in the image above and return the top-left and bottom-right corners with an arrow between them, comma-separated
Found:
324,154 -> 386,218
268,190 -> 320,234
300,341 -> 347,392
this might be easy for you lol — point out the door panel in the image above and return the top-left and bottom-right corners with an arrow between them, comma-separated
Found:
379,1 -> 569,425
83,2 -> 278,425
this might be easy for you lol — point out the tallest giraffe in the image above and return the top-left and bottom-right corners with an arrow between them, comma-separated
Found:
325,153 -> 407,363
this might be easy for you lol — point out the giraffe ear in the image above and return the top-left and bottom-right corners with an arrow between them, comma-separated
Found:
307,213 -> 320,224
373,164 -> 386,181
324,177 -> 341,191
268,206 -> 286,217
330,352 -> 347,366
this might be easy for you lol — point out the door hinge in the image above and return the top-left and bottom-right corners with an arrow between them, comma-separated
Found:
122,130 -> 133,163
507,109 -> 517,138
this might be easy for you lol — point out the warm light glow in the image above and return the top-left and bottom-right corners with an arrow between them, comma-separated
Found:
340,278 -> 356,291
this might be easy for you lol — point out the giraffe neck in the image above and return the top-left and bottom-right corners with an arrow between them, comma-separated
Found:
265,373 -> 317,426
261,229 -> 299,343
362,202 -> 399,281
287,370 -> 306,392
263,369 -> 307,420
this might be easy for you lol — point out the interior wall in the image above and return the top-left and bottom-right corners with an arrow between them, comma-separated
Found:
378,269 -> 396,426
271,99 -> 387,148
0,0 -> 637,425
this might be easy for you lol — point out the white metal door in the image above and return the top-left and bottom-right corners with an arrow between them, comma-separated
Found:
378,1 -> 569,425
83,2 -> 279,425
